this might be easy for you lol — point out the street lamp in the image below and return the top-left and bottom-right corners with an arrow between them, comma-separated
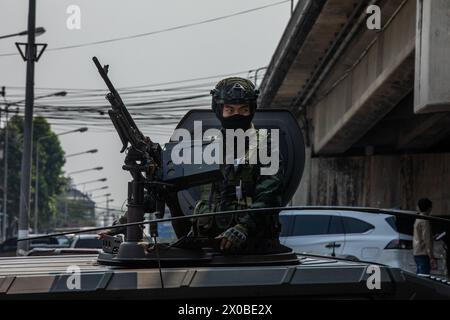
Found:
96,199 -> 114,205
91,193 -> 111,199
0,90 -> 67,107
50,90 -> 67,96
65,149 -> 98,158
0,27 -> 46,40
74,177 -> 107,193
68,166 -> 103,175
33,126 -> 88,233
85,186 -> 108,194
1,91 -> 67,108
74,177 -> 107,186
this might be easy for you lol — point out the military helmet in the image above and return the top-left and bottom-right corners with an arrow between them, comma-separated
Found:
210,77 -> 259,117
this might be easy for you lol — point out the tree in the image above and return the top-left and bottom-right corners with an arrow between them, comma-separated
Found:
0,115 -> 66,235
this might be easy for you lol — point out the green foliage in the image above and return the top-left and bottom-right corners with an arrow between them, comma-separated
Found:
0,115 -> 66,233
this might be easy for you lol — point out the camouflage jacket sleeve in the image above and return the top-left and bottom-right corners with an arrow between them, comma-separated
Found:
105,211 -> 128,236
239,133 -> 284,237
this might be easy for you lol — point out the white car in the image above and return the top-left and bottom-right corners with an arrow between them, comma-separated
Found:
70,234 -> 103,249
279,209 -> 417,273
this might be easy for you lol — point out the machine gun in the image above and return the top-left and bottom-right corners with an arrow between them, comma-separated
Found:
92,57 -> 223,262
93,56 -> 164,247
93,56 -> 161,176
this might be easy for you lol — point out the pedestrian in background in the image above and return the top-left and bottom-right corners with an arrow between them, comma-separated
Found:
413,198 -> 437,275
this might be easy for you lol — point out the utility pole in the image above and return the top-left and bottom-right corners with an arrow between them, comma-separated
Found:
17,0 -> 37,255
34,143 -> 39,233
64,187 -> 68,226
2,102 -> 9,242
106,194 -> 110,226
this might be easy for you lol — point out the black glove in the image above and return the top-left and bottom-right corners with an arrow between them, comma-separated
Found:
216,224 -> 248,250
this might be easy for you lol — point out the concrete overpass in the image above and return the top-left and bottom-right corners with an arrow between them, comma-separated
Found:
259,0 -> 450,214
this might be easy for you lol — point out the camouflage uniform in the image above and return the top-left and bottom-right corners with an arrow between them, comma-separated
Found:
193,128 -> 284,252
105,213 -> 128,236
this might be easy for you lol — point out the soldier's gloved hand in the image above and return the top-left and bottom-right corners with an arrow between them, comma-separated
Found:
96,232 -> 107,240
215,224 -> 248,251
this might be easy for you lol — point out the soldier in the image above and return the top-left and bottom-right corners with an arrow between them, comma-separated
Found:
192,77 -> 284,253
99,77 -> 284,253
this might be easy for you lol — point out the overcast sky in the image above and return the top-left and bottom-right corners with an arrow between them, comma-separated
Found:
0,0 -> 296,213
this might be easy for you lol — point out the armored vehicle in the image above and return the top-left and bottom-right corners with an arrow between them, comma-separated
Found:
2,58 -> 449,300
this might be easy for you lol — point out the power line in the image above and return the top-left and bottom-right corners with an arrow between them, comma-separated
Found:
0,1 -> 289,57
4,97 -> 211,114
5,68 -> 266,92
2,67 -> 265,132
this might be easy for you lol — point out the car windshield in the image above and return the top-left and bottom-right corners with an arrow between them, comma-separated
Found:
30,237 -> 59,246
56,236 -> 71,247
73,237 -> 102,249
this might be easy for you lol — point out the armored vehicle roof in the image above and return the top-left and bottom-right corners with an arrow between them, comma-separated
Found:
1,254 -> 449,299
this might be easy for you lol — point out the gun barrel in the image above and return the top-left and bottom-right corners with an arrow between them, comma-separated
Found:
93,56 -> 118,97
92,56 -> 150,152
